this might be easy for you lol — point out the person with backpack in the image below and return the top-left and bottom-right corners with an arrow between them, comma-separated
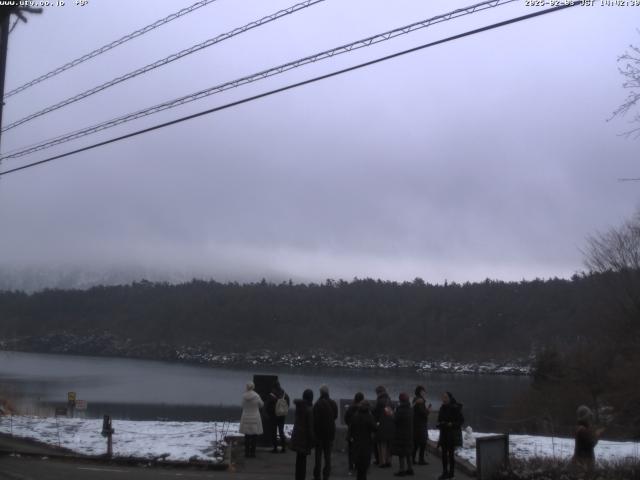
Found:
313,384 -> 338,480
268,380 -> 290,453
437,391 -> 464,479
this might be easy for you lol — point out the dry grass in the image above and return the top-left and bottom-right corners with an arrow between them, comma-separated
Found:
493,457 -> 640,480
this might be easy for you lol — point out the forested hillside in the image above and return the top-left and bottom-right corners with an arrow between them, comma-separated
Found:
0,275 -> 603,360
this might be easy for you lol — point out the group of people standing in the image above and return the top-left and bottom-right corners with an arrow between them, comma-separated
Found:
238,380 -> 465,480
342,386 -> 464,480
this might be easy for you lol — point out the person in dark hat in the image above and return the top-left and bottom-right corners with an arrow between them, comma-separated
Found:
291,389 -> 315,480
437,391 -> 464,479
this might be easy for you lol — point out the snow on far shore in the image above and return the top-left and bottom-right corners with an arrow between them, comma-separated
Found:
1,416 -> 638,467
428,429 -> 640,466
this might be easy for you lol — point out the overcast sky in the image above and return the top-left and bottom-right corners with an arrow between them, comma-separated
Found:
0,0 -> 638,286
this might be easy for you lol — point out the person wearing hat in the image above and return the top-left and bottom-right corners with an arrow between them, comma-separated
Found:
436,391 -> 464,479
572,405 -> 604,469
238,382 -> 264,458
392,392 -> 414,476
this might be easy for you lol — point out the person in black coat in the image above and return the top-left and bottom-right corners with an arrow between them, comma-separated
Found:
313,384 -> 338,480
344,392 -> 365,474
412,385 -> 431,465
348,400 -> 377,480
267,381 -> 291,453
392,392 -> 414,477
437,391 -> 464,480
572,405 -> 604,470
372,385 -> 394,468
291,389 -> 315,480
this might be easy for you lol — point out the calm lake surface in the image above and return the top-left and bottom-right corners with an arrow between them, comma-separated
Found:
0,351 -> 530,431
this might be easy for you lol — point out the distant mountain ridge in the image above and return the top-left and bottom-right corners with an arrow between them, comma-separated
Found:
0,265 -> 199,292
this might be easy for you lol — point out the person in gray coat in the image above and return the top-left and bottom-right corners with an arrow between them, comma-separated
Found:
239,382 -> 264,458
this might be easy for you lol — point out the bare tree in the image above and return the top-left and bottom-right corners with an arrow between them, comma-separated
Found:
584,210 -> 640,342
610,35 -> 640,138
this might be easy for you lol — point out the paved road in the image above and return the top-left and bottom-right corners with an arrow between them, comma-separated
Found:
0,443 -> 472,480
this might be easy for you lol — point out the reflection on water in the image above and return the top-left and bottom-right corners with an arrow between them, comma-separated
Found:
0,350 -> 530,431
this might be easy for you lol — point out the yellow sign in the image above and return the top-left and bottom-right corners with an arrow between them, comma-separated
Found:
68,391 -> 76,402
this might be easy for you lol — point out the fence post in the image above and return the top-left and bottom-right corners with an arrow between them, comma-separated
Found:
101,415 -> 114,458
55,415 -> 61,447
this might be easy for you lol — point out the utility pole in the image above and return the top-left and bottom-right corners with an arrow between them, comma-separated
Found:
0,5 -> 43,155
0,12 -> 10,154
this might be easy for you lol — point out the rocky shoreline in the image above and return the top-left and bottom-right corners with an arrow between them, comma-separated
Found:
0,332 -> 532,376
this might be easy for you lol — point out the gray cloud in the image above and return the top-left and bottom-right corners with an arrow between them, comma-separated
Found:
0,0 -> 638,287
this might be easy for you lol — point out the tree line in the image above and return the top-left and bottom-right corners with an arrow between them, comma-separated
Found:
0,274 -> 605,361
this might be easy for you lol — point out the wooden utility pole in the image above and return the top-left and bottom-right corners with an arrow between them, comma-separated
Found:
0,13 -> 10,152
0,5 -> 43,154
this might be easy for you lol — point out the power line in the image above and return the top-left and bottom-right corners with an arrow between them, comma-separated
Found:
1,0 -> 519,159
1,0 -> 326,133
0,3 -> 579,178
2,0 -> 220,100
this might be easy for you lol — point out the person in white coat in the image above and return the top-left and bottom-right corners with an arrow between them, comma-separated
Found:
239,382 -> 264,458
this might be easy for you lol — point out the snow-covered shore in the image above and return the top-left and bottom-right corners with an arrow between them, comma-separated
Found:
0,416 -> 236,463
1,416 -> 638,466
1,333 -> 532,375
427,429 -> 640,466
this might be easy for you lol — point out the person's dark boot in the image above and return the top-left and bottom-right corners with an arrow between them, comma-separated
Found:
437,472 -> 449,480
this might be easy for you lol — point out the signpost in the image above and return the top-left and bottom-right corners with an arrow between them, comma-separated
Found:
67,391 -> 76,418
75,400 -> 87,411
101,415 -> 114,458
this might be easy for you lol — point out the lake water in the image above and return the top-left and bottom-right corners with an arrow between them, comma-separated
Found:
0,351 -> 530,431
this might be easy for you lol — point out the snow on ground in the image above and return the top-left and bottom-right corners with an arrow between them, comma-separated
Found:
0,415 -> 243,463
2,415 -> 638,467
428,429 -> 640,467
